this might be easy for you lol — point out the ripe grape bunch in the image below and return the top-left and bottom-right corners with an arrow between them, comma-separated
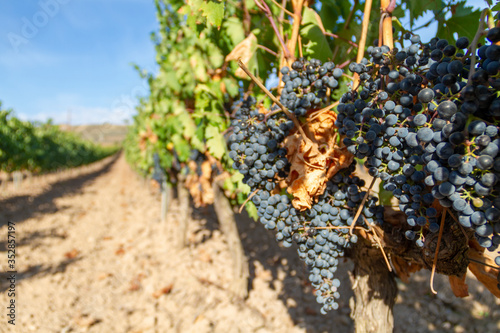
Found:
228,59 -> 384,313
337,30 -> 500,270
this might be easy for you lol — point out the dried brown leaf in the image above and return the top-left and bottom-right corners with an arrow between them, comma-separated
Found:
225,33 -> 257,78
468,247 -> 500,299
392,256 -> 422,283
284,111 -> 353,210
448,274 -> 469,298
152,284 -> 173,298
64,249 -> 79,259
185,160 -> 215,207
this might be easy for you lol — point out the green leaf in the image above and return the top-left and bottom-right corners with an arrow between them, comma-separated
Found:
223,17 -> 246,46
200,1 -> 225,27
171,134 -> 191,162
223,77 -> 239,97
437,3 -> 480,42
378,181 -> 394,207
208,45 -> 224,68
301,7 -> 333,60
178,111 -> 196,140
205,124 -> 226,159
245,201 -> 258,220
407,0 -> 445,24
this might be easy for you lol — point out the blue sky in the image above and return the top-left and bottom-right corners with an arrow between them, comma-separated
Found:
0,0 -> 491,125
0,0 -> 157,125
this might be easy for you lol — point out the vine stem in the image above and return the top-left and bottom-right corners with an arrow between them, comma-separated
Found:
468,257 -> 500,270
357,0 -> 372,63
364,216 -> 392,272
467,9 -> 489,86
324,32 -> 358,48
332,0 -> 358,60
237,59 -> 312,143
286,0 -> 305,61
256,44 -> 279,57
352,0 -> 372,90
445,207 -> 469,242
430,209 -> 447,295
349,176 -> 377,236
381,0 -> 394,49
269,0 -> 294,16
254,0 -> 292,59
239,189 -> 258,213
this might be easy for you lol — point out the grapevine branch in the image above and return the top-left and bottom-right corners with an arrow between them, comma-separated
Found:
349,176 -> 377,236
269,0 -> 294,17
254,0 -> 293,59
239,189 -> 258,213
381,0 -> 394,49
430,209 -> 447,294
468,257 -> 500,271
256,44 -> 279,57
357,0 -> 372,63
286,0 -> 305,61
446,208 -> 470,242
362,216 -> 392,272
332,0 -> 359,60
324,32 -> 358,48
353,0 -> 372,90
237,59 -> 312,143
467,9 -> 489,86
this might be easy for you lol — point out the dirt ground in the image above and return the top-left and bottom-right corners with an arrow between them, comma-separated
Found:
0,154 -> 499,333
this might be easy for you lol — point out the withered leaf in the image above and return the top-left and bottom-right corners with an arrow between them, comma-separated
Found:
185,160 -> 215,207
448,274 -> 469,298
225,33 -> 257,78
468,247 -> 500,299
284,111 -> 353,210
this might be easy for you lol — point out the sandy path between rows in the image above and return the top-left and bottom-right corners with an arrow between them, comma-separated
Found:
0,154 -> 498,333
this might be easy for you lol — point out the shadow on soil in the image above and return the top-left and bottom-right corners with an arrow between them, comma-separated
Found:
192,204 -> 355,332
0,155 -> 119,254
0,257 -> 81,293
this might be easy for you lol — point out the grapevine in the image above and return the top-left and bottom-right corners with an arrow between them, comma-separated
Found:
0,105 -> 116,173
125,0 -> 500,330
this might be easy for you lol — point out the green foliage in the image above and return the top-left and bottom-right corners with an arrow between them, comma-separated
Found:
437,2 -> 481,42
125,0 -> 487,212
0,105 -> 116,173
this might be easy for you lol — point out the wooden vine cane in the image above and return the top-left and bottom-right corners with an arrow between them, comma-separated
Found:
352,0 -> 372,90
381,0 -> 394,49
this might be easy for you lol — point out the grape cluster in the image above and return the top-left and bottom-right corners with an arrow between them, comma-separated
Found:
227,97 -> 291,191
337,32 -> 500,266
280,58 -> 343,117
228,59 -> 385,312
250,162 -> 382,313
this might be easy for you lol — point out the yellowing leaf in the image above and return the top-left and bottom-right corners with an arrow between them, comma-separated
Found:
285,111 -> 353,210
205,125 -> 226,159
225,33 -> 257,78
200,1 -> 225,27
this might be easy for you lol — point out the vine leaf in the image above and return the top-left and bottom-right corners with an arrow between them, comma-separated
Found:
223,17 -> 246,46
301,7 -> 333,60
448,274 -> 469,298
467,245 -> 500,299
185,160 -> 215,207
200,1 -> 225,27
205,124 -> 226,159
225,33 -> 258,78
284,111 -> 353,210
407,0 -> 444,24
437,3 -> 480,42
245,201 -> 258,220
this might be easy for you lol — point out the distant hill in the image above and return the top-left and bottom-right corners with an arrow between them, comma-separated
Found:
59,124 -> 129,146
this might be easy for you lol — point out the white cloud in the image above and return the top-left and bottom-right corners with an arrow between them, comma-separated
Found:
19,103 -> 136,125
